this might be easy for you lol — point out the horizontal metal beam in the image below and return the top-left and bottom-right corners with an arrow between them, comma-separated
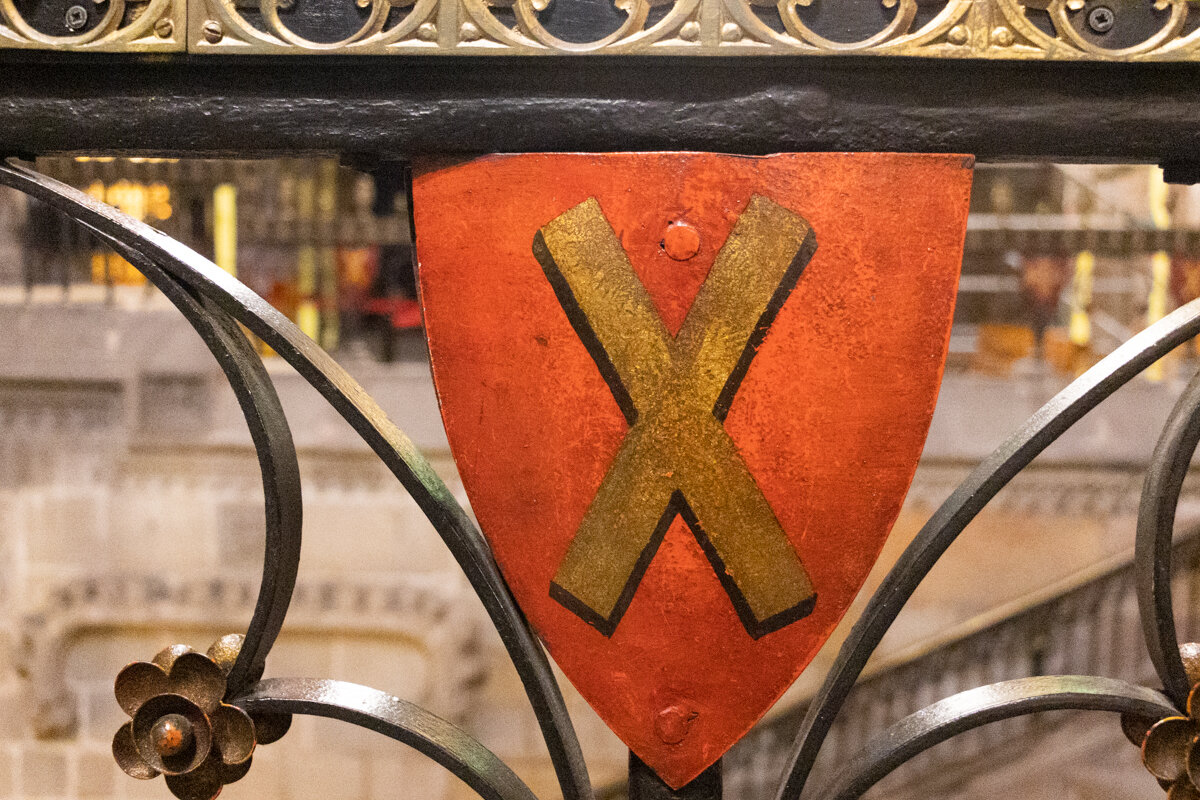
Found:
3,54 -> 1200,163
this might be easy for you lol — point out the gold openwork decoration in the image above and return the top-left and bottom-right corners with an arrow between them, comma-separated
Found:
7,0 -> 1200,65
0,0 -> 184,51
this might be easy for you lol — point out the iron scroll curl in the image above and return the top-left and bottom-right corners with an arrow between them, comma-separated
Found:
236,678 -> 539,800
0,160 -> 589,800
809,676 -> 1178,800
108,239 -> 304,700
1135,365 -> 1200,709
7,157 -> 1200,800
777,283 -> 1200,798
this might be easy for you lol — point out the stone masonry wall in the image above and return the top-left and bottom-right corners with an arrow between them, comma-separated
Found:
0,302 -> 629,800
0,299 -> 1193,800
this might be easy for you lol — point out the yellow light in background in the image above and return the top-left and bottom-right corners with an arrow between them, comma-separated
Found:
320,248 -> 338,351
296,247 -> 319,342
105,180 -> 148,221
73,156 -> 179,164
213,183 -> 237,277
1069,250 -> 1093,348
296,301 -> 320,343
1147,167 -> 1171,382
83,179 -> 177,287
91,252 -> 147,285
146,183 -> 172,221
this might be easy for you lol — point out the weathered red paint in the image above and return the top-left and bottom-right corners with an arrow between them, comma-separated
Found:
413,153 -> 973,787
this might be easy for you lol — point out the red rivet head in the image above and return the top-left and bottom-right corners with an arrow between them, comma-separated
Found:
662,223 -> 701,261
654,704 -> 698,745
150,714 -> 194,758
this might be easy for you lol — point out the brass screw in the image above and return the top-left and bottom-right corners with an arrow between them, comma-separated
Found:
202,19 -> 224,43
356,0 -> 370,8
153,17 -> 173,37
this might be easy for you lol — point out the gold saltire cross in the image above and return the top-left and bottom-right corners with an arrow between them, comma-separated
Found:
533,195 -> 818,639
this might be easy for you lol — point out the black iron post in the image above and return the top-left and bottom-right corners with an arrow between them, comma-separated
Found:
629,752 -> 721,800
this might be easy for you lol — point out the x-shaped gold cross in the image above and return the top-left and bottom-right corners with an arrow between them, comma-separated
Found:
534,195 -> 818,639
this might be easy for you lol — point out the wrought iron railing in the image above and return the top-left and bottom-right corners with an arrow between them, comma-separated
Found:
724,530 -> 1200,800
4,155 -> 1200,800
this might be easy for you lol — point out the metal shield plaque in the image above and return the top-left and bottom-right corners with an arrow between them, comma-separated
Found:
413,152 -> 973,787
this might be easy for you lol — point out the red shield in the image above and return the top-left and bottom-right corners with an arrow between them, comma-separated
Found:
413,153 -> 972,787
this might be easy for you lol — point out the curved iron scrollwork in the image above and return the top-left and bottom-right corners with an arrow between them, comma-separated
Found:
4,156 -> 1200,800
0,159 -> 588,800
777,287 -> 1200,800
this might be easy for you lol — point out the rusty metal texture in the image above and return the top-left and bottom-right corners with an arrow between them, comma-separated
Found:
235,678 -> 538,800
1134,680 -> 1200,797
113,641 -> 266,800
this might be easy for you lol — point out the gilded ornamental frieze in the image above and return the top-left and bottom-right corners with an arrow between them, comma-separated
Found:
4,0 -> 1200,56
0,0 -> 185,50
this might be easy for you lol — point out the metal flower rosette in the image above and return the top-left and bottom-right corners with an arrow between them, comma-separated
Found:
112,635 -> 290,800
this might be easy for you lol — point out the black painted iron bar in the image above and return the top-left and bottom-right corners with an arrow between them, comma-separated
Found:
809,676 -> 1177,800
1135,368 -> 1200,709
68,213 -> 304,699
236,678 -> 538,800
0,160 -> 594,800
3,56 -> 1200,164
628,753 -> 721,800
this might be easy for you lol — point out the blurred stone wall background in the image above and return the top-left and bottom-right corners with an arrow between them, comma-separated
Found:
1,165 -> 1200,800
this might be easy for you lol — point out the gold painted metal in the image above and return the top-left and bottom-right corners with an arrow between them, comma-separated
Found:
6,0 -> 1200,57
178,0 -> 1200,59
537,196 -> 816,637
0,0 -> 185,51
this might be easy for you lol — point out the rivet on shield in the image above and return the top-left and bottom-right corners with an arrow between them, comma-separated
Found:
655,705 -> 699,745
662,222 -> 701,261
